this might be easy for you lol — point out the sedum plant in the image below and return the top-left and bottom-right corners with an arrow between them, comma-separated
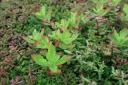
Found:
112,28 -> 128,47
32,43 -> 69,74
35,5 -> 46,20
50,29 -> 78,49
55,12 -> 85,29
25,29 -> 49,49
110,0 -> 121,6
68,12 -> 86,28
35,5 -> 52,23
122,4 -> 128,21
68,12 -> 78,28
91,0 -> 109,16
123,4 -> 128,15
55,19 -> 69,29
25,5 -> 79,74
93,5 -> 108,16
25,29 -> 70,74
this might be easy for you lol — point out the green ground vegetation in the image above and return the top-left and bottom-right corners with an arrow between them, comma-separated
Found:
0,0 -> 128,85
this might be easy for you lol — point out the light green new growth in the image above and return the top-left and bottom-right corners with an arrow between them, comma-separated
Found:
68,12 -> 78,28
35,5 -> 46,20
55,12 -> 85,29
32,43 -> 69,73
55,19 -> 69,29
35,5 -> 52,22
121,4 -> 128,21
111,0 -> 121,6
50,29 -> 78,45
112,28 -> 128,47
93,5 -> 108,16
25,29 -> 49,49
123,4 -> 128,15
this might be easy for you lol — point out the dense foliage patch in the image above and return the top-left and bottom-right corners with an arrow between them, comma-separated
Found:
0,0 -> 128,85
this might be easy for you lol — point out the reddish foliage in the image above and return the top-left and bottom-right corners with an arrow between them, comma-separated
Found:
0,68 -> 7,77
114,57 -> 128,67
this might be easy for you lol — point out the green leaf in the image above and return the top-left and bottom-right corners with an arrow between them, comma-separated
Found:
26,29 -> 49,49
68,12 -> 77,27
46,44 -> 59,63
93,5 -> 108,16
119,28 -> 128,38
32,29 -> 41,41
32,54 -> 48,66
55,19 -> 70,29
45,6 -> 52,22
123,4 -> 128,15
35,5 -> 46,20
112,30 -> 120,42
56,56 -> 68,65
111,0 -> 121,6
62,31 -> 78,44
112,29 -> 128,47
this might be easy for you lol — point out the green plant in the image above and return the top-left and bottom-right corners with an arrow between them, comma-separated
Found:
2,0 -> 128,84
25,29 -> 49,49
122,4 -> 128,21
50,29 -> 78,49
32,43 -> 69,74
68,12 -> 86,28
35,5 -> 46,20
93,5 -> 108,16
68,12 -> 78,28
123,4 -> 128,15
112,28 -> 128,47
55,12 -> 85,29
35,5 -> 52,23
91,0 -> 109,16
55,19 -> 69,29
110,0 -> 121,6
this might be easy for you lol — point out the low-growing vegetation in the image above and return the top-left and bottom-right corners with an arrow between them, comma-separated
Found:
0,0 -> 128,85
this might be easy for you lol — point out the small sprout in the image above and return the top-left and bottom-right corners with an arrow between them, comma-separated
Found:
68,12 -> 78,28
